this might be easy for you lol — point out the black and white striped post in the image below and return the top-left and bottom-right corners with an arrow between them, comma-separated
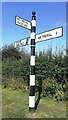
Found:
15,11 -> 63,114
29,11 -> 36,113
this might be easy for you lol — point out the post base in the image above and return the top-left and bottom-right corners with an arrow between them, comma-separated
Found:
29,107 -> 35,113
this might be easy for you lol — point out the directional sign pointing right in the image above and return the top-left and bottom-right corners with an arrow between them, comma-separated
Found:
36,27 -> 63,43
14,27 -> 63,48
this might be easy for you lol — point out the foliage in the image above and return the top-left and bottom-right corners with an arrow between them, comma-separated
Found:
2,45 -> 68,101
2,45 -> 22,61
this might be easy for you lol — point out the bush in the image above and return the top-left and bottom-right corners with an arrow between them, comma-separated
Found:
54,90 -> 64,102
2,45 -> 68,101
41,78 -> 65,101
42,78 -> 56,97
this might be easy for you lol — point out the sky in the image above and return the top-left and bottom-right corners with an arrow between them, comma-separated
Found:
1,0 -> 67,2
1,2 -> 66,53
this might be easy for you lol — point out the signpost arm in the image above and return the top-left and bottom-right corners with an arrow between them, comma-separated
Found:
29,11 -> 36,113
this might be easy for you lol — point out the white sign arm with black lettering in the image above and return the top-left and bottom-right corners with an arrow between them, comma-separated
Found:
36,27 -> 63,43
14,27 -> 63,48
14,37 -> 30,48
15,16 -> 31,30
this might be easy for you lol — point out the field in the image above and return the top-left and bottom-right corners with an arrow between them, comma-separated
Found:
2,88 -> 67,118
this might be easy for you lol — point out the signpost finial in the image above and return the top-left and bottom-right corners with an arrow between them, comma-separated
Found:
32,11 -> 36,20
32,11 -> 36,16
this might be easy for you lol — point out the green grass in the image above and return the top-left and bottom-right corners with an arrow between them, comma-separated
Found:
2,88 -> 67,118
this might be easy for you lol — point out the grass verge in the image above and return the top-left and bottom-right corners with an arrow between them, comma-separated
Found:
2,88 -> 67,118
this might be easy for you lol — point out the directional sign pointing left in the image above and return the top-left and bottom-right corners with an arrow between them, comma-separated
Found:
15,16 -> 31,30
14,37 -> 30,48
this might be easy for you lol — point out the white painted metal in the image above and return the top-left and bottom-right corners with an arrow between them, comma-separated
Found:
31,20 -> 36,27
14,38 -> 30,48
30,32 -> 36,39
16,16 -> 31,30
30,56 -> 35,66
29,96 -> 35,107
30,75 -> 35,86
14,27 -> 63,48
36,27 -> 63,43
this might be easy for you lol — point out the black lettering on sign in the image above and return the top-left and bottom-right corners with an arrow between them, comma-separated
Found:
38,36 -> 42,39
25,21 -> 28,25
22,42 -> 24,45
46,33 -> 52,37
49,33 -> 52,36
17,21 -> 21,25
42,33 -> 52,38
42,34 -> 47,38
24,24 -> 27,27
56,31 -> 57,35
21,22 -> 23,25
21,19 -> 24,23
17,17 -> 20,20
26,38 -> 28,44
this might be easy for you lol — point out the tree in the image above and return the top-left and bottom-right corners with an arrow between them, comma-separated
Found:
2,45 -> 22,61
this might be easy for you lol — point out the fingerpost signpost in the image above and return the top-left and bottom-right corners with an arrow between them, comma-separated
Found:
14,12 -> 63,113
